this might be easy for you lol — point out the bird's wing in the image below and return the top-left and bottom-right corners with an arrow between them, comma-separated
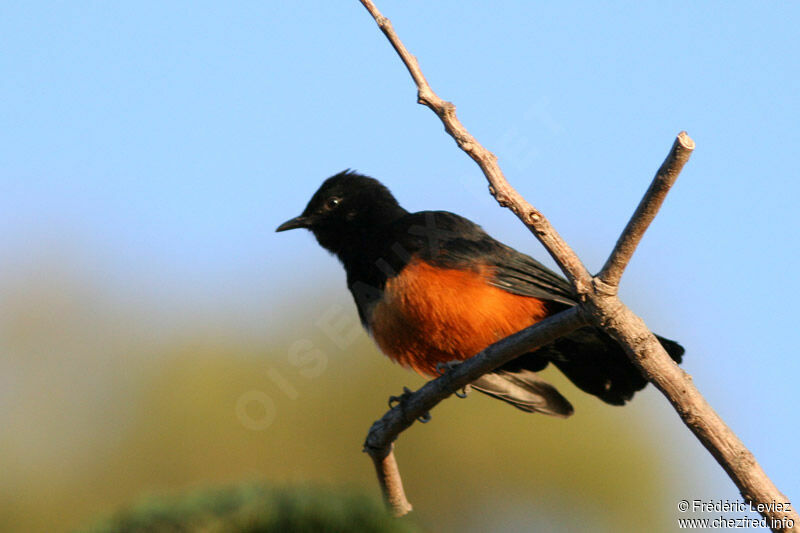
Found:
402,211 -> 577,306
485,243 -> 576,305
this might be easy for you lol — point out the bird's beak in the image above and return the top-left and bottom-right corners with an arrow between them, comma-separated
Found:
275,215 -> 310,232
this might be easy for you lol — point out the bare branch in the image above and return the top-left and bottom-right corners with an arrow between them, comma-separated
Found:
369,444 -> 412,517
359,0 -> 593,294
356,2 -> 799,531
599,131 -> 695,287
588,300 -> 799,531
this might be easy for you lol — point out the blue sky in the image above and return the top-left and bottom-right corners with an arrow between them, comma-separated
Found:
2,0 -> 799,523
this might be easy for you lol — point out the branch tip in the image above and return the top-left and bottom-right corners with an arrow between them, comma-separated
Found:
677,131 -> 695,150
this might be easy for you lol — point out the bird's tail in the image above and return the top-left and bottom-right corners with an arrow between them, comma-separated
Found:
510,326 -> 684,406
473,326 -> 684,414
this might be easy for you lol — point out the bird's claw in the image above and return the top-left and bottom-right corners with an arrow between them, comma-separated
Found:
388,386 -> 432,423
388,386 -> 414,408
455,384 -> 471,399
433,362 -> 469,398
435,360 -> 461,375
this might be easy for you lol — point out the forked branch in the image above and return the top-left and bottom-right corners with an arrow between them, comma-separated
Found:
357,1 -> 798,531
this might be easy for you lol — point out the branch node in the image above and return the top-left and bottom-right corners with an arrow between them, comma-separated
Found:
592,276 -> 618,297
526,210 -> 542,224
417,88 -> 433,106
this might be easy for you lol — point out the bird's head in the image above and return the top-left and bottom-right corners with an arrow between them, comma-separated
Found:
276,170 -> 406,254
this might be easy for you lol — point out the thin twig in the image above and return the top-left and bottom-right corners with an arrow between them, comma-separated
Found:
599,131 -> 695,287
369,444 -> 412,517
356,2 -> 798,531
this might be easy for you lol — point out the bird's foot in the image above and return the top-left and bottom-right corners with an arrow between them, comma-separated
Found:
388,386 -> 431,423
435,360 -> 461,375
434,361 -> 470,399
388,386 -> 413,408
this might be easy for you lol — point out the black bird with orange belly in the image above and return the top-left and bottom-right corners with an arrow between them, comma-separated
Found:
277,170 -> 684,417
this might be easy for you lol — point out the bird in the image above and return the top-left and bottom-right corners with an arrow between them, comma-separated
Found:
276,170 -> 684,417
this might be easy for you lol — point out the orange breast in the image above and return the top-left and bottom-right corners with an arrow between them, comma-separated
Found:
369,259 -> 550,376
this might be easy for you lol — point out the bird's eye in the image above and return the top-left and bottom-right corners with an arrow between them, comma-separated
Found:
324,197 -> 341,210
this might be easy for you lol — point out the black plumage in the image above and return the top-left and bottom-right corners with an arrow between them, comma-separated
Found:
277,170 -> 684,415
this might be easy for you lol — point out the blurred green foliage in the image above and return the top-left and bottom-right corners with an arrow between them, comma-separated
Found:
81,484 -> 419,533
0,264 -> 695,532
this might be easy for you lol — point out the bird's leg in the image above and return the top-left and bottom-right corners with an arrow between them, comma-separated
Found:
435,361 -> 471,399
388,387 -> 432,423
